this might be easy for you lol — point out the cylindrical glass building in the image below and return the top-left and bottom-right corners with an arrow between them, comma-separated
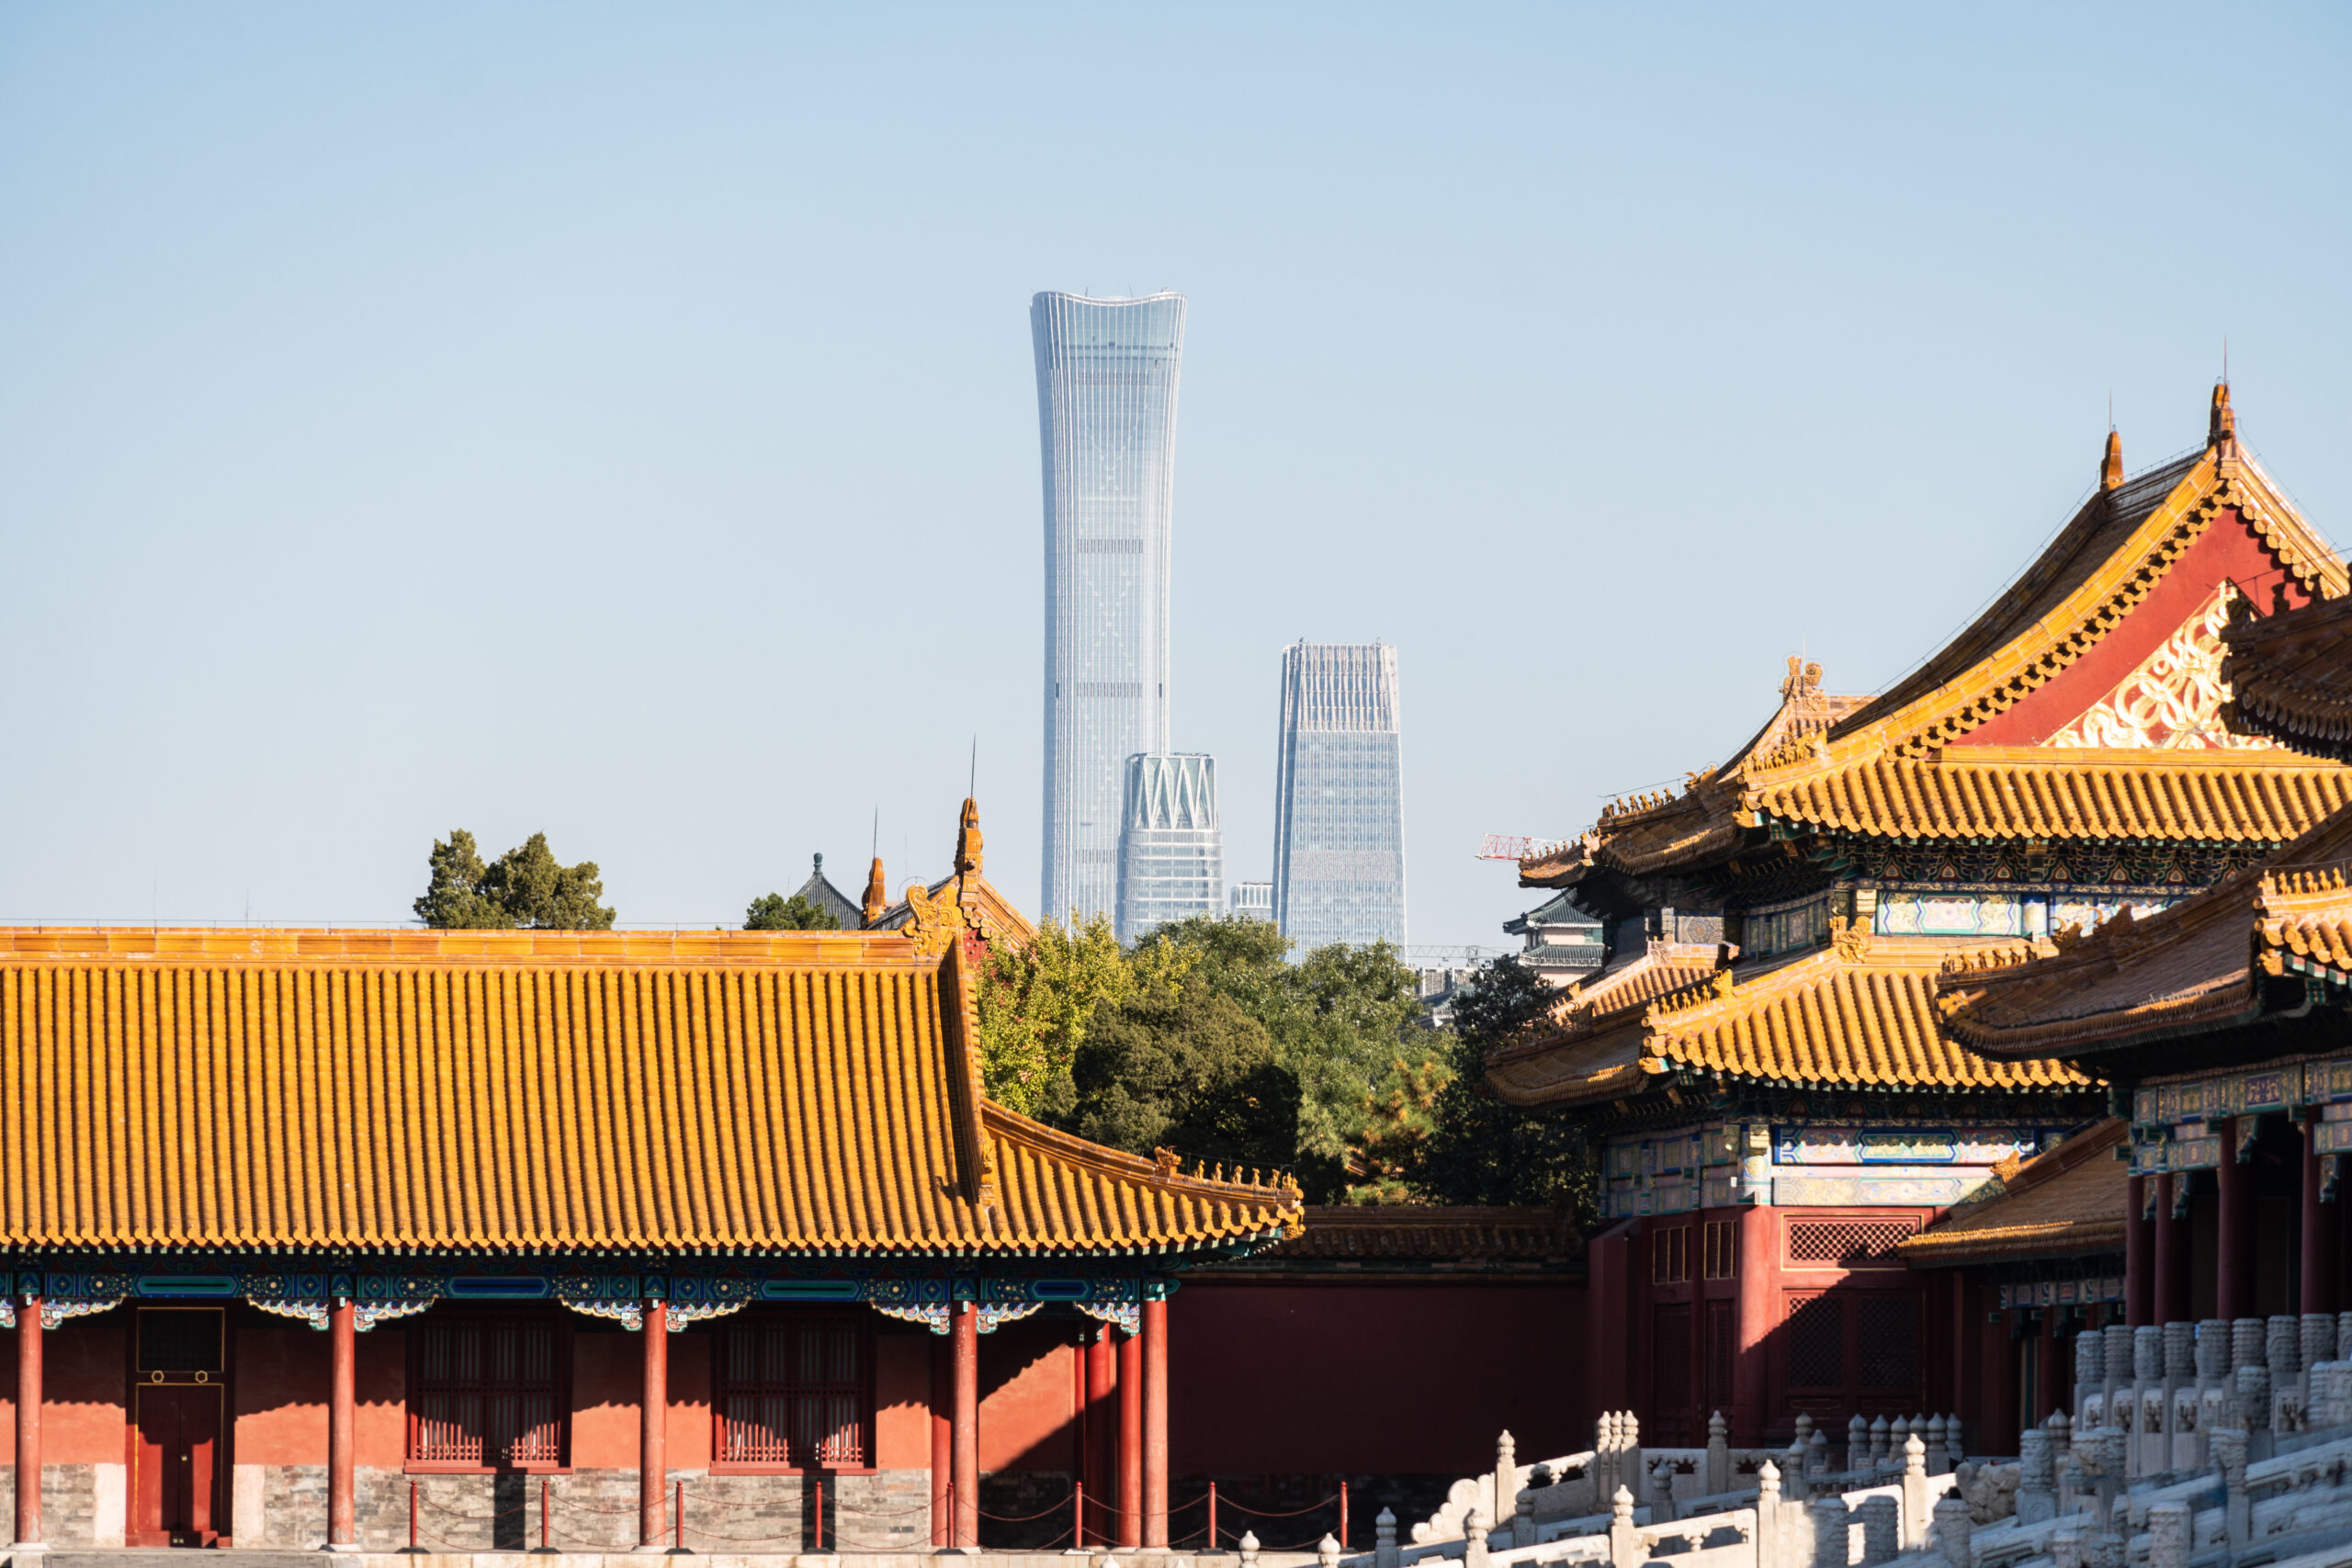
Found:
1033,291 -> 1186,925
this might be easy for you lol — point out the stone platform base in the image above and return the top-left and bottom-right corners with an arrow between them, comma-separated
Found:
18,1555 -> 1321,1568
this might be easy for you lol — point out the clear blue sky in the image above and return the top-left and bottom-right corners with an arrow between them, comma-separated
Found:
1,4 -> 2345,949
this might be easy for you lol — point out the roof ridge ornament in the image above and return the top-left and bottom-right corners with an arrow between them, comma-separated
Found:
2211,381 -> 2236,447
2101,428 -> 2124,493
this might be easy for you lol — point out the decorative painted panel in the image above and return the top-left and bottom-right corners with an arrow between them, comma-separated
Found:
1997,1278 -> 2125,1309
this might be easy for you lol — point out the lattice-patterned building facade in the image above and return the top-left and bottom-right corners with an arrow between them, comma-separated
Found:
1495,388 -> 2348,1456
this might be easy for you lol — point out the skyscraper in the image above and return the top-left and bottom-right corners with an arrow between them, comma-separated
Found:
1272,642 -> 1407,950
1033,291 -> 1187,923
1116,752 -> 1223,943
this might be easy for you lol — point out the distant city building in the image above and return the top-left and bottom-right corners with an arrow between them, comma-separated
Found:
1272,642 -> 1407,950
789,853 -> 865,930
1115,753 -> 1223,943
1502,890 -> 1604,986
1034,290 -> 1186,923
1228,880 -> 1274,922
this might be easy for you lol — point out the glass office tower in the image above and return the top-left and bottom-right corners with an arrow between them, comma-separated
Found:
1272,642 -> 1407,950
1033,291 -> 1187,924
1115,753 -> 1223,943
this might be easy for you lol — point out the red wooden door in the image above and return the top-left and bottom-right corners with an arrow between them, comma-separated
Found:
133,1383 -> 222,1546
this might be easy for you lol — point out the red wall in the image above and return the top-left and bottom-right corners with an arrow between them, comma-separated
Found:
1171,1282 -> 1586,1476
10,1286 -> 1584,1485
0,1315 -> 129,1464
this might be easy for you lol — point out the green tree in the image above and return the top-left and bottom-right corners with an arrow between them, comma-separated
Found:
1406,955 -> 1595,1218
974,913 -> 1180,1118
1069,976 -> 1300,1178
1130,916 -> 1431,1200
413,830 -> 616,930
743,893 -> 842,931
1342,1051 -> 1455,1204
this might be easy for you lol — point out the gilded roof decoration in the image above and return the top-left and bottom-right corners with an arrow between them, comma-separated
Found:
1937,802 -> 2352,1057
2222,592 -> 2352,761
0,928 -> 1298,1254
2047,585 -> 2273,751
868,797 -> 1039,948
1896,1118 -> 2128,1266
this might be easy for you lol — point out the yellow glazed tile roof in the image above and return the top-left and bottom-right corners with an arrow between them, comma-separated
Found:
1897,1118 -> 2127,1266
1938,801 -> 2352,1058
1521,422 -> 2350,890
2222,593 -> 2352,761
1740,747 -> 2352,844
1487,933 -> 2090,1109
1817,426 -> 2340,761
0,927 -> 1299,1255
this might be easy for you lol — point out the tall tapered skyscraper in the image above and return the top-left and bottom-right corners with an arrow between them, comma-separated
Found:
1272,642 -> 1407,949
1034,291 -> 1186,922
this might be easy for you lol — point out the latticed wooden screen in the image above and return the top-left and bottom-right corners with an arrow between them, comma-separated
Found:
717,1315 -> 868,1468
1855,1296 -> 1917,1389
1784,1219 -> 1916,1265
1783,1292 -> 1845,1388
411,1318 -> 564,1467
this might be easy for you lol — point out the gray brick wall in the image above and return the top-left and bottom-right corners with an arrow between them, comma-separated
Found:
0,1462 -> 101,1546
241,1466 -> 931,1551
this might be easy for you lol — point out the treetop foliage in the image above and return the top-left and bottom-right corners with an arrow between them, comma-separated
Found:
413,830 -> 616,931
975,912 -> 1441,1202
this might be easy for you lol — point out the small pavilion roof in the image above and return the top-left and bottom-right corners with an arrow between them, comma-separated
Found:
1896,1117 -> 2127,1268
0,925 -> 1296,1257
1487,932 -> 2090,1110
1936,801 -> 2352,1060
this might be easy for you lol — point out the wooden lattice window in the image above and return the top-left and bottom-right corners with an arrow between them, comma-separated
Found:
1855,1296 -> 1917,1390
1651,1225 -> 1690,1284
1784,1219 -> 1916,1266
715,1314 -> 870,1471
1702,1220 -> 1738,1280
1784,1292 -> 1845,1389
408,1316 -> 566,1470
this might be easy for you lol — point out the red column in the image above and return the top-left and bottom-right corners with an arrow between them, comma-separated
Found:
2302,1112 -> 2336,1314
2123,1174 -> 2151,1327
930,1335 -> 952,1548
329,1298 -> 356,1549
640,1301 -> 668,1549
2153,1173 -> 2192,1324
2218,1121 -> 2255,1323
1084,1325 -> 1115,1546
1142,1295 -> 1169,1548
1733,1206 -> 1774,1446
1117,1326 -> 1142,1549
14,1295 -> 40,1549
951,1300 -> 978,1550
